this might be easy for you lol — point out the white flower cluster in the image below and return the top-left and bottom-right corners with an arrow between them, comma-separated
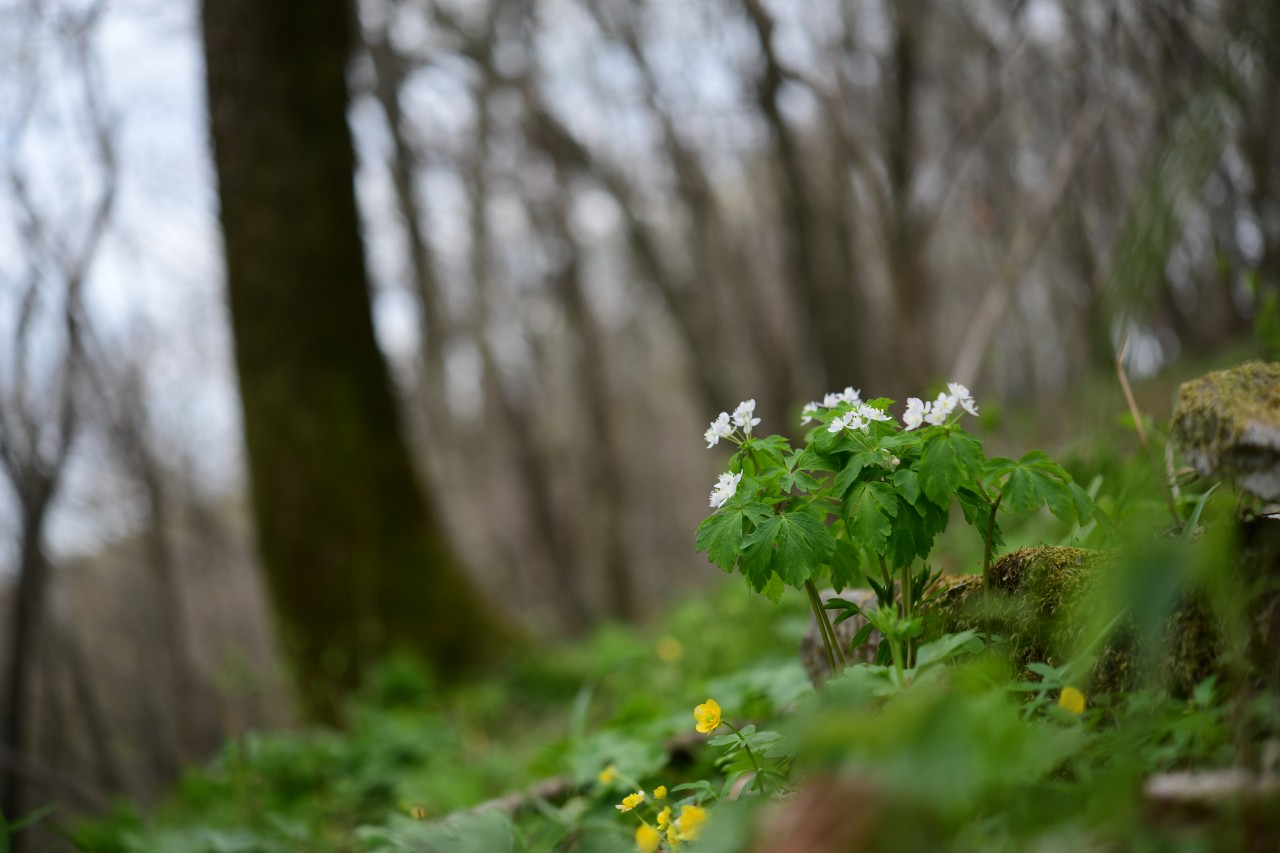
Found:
709,470 -> 743,508
801,386 -> 861,425
827,402 -> 892,435
704,399 -> 761,448
902,382 -> 979,431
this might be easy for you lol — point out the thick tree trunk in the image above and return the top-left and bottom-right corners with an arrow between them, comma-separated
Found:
1,497 -> 51,828
201,0 -> 502,723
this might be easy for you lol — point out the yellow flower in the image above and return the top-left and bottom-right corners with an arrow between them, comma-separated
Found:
657,636 -> 684,662
1058,686 -> 1086,715
656,806 -> 672,829
598,764 -> 618,785
635,823 -> 661,853
617,791 -> 646,813
694,699 -> 722,734
653,785 -> 667,800
666,824 -> 681,848
675,804 -> 709,841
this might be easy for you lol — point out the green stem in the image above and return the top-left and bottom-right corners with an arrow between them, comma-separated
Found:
877,555 -> 893,606
814,580 -> 847,668
899,561 -> 914,667
722,720 -> 768,794
982,489 -> 1003,592
804,580 -> 839,679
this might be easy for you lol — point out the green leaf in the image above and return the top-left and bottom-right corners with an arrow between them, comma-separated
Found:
893,467 -> 920,505
990,450 -> 1081,522
886,507 -> 930,567
844,481 -> 898,556
788,447 -> 839,474
849,621 -> 876,652
740,509 -> 836,592
833,454 -> 868,498
762,571 -> 786,603
914,630 -> 983,668
756,434 -> 792,462
779,467 -> 823,494
695,500 -> 774,572
829,538 -> 860,591
918,429 -> 984,507
695,510 -> 746,572
740,516 -> 783,590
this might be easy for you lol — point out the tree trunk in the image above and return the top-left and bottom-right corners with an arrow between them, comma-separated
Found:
1,495 -> 51,827
201,0 -> 503,723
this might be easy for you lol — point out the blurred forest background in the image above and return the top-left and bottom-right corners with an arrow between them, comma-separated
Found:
1,0 -> 1278,838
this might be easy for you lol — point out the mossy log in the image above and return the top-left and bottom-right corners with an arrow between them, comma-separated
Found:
1171,361 -> 1280,501
805,535 -> 1280,694
921,546 -> 1220,695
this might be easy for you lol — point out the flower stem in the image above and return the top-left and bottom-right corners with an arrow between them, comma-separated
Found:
899,561 -> 914,667
723,720 -> 768,794
982,489 -> 1003,592
804,580 -> 840,678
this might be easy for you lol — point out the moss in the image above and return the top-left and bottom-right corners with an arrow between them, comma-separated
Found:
922,547 -> 1221,696
1170,361 -> 1280,499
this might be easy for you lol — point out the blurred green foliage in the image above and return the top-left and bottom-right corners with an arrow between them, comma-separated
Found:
70,397 -> 1280,851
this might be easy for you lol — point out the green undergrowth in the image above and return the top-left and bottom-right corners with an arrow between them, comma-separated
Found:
67,387 -> 1280,852
69,587 -> 813,853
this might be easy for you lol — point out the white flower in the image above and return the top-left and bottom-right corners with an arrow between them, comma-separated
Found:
732,399 -> 761,434
827,411 -> 868,434
822,386 -> 861,409
858,403 -> 891,423
704,412 -> 732,448
924,403 -> 948,426
933,392 -> 958,417
903,398 -> 926,431
709,470 -> 743,508
948,382 -> 979,416
800,402 -> 822,426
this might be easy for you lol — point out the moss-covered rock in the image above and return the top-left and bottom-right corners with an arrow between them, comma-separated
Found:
1171,361 -> 1280,500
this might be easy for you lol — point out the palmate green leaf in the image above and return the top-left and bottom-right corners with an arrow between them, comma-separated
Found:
788,446 -> 840,474
844,480 -> 898,555
752,434 -> 793,468
887,493 -> 948,566
762,571 -> 786,603
918,428 -> 985,507
957,486 -> 1003,547
695,499 -> 773,572
987,451 -> 1080,523
741,510 -> 837,589
833,451 -> 882,498
893,467 -> 920,505
829,538 -> 861,591
779,467 -> 823,494
832,428 -> 877,456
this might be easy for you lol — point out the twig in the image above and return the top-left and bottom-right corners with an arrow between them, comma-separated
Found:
1115,336 -> 1181,525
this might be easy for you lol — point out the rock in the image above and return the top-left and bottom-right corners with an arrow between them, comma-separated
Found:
1171,361 -> 1280,500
